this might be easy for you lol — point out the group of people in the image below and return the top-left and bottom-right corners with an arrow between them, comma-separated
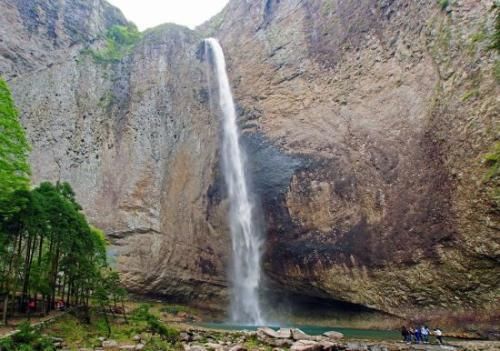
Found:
401,325 -> 444,345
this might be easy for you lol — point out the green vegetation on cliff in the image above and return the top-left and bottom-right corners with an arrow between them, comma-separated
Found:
87,24 -> 142,63
484,142 -> 500,210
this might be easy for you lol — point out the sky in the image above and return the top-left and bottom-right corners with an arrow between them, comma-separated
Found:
106,0 -> 230,31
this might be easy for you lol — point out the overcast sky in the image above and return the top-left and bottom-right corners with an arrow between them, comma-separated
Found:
106,0 -> 230,30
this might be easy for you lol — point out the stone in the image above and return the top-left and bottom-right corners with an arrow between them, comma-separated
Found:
276,328 -> 292,339
119,346 -> 135,351
317,341 -> 336,351
134,345 -> 145,351
205,343 -> 223,351
257,328 -> 280,339
132,335 -> 141,342
323,332 -> 344,341
290,340 -> 322,351
271,339 -> 294,348
190,345 -> 208,351
102,340 -> 119,349
228,345 -> 247,351
180,332 -> 192,342
291,329 -> 314,341
346,343 -> 368,351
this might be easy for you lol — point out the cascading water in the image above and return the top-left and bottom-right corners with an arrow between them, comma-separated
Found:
205,38 -> 264,325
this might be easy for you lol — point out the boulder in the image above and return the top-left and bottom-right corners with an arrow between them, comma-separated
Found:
180,332 -> 192,342
318,341 -> 337,351
118,345 -> 135,351
291,329 -> 314,341
190,345 -> 208,351
205,342 -> 223,351
102,340 -> 119,349
346,342 -> 368,351
228,345 -> 247,351
257,327 -> 280,339
132,335 -> 141,342
134,345 -> 145,351
290,340 -> 323,351
323,332 -> 344,341
271,339 -> 294,348
276,328 -> 292,339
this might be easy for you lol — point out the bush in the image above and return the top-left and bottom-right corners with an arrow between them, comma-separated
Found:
143,338 -> 176,351
490,4 -> 500,53
2,322 -> 55,351
86,24 -> 142,63
130,304 -> 178,343
438,0 -> 449,10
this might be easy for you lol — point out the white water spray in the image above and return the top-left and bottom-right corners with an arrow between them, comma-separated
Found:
205,38 -> 264,325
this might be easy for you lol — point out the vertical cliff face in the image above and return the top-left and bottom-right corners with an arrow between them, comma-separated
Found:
2,1 -> 231,304
204,0 -> 499,314
1,0 -> 498,317
0,0 -> 127,79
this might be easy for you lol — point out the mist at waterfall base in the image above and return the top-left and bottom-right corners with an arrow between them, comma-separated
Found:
204,38 -> 265,326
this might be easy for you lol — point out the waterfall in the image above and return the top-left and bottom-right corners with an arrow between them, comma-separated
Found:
205,38 -> 264,325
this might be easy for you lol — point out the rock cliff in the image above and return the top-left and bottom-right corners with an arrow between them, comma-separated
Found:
1,0 -> 498,318
204,0 -> 499,315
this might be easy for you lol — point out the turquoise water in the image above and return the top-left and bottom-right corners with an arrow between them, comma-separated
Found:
199,323 -> 401,341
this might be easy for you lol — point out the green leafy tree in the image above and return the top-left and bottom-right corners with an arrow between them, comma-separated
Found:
0,77 -> 30,209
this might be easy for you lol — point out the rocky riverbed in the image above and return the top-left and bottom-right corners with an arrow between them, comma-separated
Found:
59,327 -> 500,351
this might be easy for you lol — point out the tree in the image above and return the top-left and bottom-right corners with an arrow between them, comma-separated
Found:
0,77 -> 31,209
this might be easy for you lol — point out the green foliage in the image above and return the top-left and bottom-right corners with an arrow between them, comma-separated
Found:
484,142 -> 500,180
87,24 -> 142,63
461,89 -> 480,101
143,338 -> 177,351
0,181 -> 111,324
0,77 -> 31,210
490,3 -> 500,53
130,305 -> 179,343
438,0 -> 449,11
1,322 -> 55,351
131,304 -> 154,322
484,142 -> 500,210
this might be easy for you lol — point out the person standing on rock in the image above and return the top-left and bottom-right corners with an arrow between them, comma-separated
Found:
421,326 -> 430,344
434,328 -> 444,344
414,326 -> 422,343
401,326 -> 410,343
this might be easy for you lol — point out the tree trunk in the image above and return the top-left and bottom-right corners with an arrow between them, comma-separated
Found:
2,295 -> 8,325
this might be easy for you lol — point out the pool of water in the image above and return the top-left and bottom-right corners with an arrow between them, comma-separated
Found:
198,323 -> 402,341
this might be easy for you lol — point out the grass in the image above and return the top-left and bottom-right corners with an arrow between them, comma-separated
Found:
160,305 -> 193,315
244,335 -> 271,351
38,304 -> 182,350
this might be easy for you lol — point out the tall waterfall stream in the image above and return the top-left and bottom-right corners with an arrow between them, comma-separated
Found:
205,38 -> 264,325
